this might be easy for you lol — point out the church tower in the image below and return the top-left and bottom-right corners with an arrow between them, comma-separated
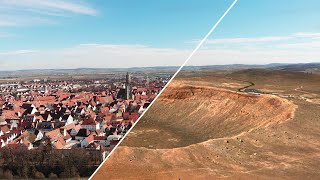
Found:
125,72 -> 132,99
146,74 -> 150,91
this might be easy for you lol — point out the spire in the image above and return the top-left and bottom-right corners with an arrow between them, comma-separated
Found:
125,72 -> 131,100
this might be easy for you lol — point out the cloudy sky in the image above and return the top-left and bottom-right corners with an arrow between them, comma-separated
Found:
0,0 -> 319,70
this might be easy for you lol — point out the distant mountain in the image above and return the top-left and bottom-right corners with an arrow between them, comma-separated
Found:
0,66 -> 180,73
0,66 -> 180,78
182,63 -> 290,70
0,63 -> 319,77
183,63 -> 320,71
270,63 -> 320,71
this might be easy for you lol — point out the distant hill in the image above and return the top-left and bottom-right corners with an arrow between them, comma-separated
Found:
1,63 -> 319,77
0,66 -> 180,77
182,63 -> 290,70
270,63 -> 320,71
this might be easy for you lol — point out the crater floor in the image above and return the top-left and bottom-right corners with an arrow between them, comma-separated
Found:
124,82 -> 296,149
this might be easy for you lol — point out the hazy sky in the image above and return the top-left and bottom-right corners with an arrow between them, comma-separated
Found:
0,0 -> 319,70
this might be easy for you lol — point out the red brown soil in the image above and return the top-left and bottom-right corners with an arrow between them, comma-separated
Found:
92,76 -> 320,180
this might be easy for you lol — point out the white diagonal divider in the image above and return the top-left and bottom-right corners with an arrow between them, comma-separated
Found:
89,0 -> 238,178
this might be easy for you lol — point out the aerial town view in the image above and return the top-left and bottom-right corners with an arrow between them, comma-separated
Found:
0,69 -> 172,178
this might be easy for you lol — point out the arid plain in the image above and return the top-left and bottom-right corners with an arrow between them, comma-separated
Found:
93,68 -> 320,180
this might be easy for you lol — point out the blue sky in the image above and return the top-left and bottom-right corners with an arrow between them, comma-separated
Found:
0,0 -> 320,70
209,0 -> 320,38
0,0 -> 233,50
190,0 -> 320,66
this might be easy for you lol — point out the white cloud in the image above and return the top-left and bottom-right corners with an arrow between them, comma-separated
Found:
189,48 -> 320,66
0,0 -> 98,27
203,36 -> 293,44
0,50 -> 37,55
1,32 -> 320,71
0,15 -> 55,27
0,32 -> 14,38
0,20 -> 17,26
0,45 -> 189,71
0,0 -> 97,16
187,32 -> 320,65
197,32 -> 320,46
276,41 -> 320,49
293,32 -> 320,39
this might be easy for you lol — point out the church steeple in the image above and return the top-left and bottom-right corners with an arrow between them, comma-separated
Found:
146,74 -> 150,91
125,72 -> 131,100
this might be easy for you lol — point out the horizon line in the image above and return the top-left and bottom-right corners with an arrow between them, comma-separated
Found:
1,62 -> 320,72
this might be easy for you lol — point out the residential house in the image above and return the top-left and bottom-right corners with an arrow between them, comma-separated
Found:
81,119 -> 100,132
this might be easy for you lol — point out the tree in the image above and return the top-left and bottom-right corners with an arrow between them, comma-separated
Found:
34,171 -> 45,179
17,165 -> 29,179
59,167 -> 79,178
2,169 -> 13,179
0,168 -> 4,178
48,172 -> 58,179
